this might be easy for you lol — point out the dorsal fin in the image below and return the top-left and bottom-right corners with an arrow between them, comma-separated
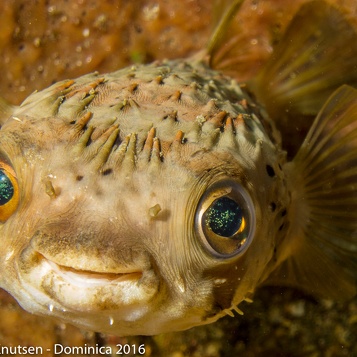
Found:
253,1 -> 357,115
204,0 -> 357,157
250,1 -> 357,155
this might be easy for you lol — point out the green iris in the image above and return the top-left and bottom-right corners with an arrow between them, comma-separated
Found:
205,197 -> 242,237
0,170 -> 14,205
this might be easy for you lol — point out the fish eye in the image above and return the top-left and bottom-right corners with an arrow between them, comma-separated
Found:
0,163 -> 19,222
196,179 -> 255,258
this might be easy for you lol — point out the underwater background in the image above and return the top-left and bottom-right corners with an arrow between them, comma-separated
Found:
0,0 -> 356,356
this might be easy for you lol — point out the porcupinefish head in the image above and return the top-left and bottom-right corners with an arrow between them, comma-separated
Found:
0,0 -> 356,336
0,59 -> 287,334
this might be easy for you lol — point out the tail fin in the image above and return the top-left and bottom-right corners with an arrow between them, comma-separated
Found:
270,85 -> 357,300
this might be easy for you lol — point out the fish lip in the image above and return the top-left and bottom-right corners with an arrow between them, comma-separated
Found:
43,255 -> 143,287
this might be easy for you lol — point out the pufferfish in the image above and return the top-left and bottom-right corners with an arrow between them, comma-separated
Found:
0,0 -> 356,336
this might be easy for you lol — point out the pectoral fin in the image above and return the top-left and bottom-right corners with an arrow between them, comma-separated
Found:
269,85 -> 357,300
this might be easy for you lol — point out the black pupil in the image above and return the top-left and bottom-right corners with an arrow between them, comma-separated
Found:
0,170 -> 14,205
206,197 -> 242,237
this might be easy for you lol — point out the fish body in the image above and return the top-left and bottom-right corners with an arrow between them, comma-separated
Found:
0,0 -> 356,335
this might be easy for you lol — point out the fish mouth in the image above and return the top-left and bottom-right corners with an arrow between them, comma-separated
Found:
17,247 -> 159,317
44,255 -> 143,288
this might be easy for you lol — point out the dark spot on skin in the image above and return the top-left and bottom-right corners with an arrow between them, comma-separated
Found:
281,209 -> 287,217
102,168 -> 113,176
95,188 -> 103,196
269,202 -> 276,212
279,223 -> 285,231
69,120 -> 76,124
76,175 -> 84,181
134,24 -> 142,33
203,303 -> 225,320
163,112 -> 178,121
266,164 -> 275,177
273,247 -> 278,262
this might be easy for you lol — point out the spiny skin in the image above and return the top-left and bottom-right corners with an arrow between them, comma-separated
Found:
0,59 -> 289,335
